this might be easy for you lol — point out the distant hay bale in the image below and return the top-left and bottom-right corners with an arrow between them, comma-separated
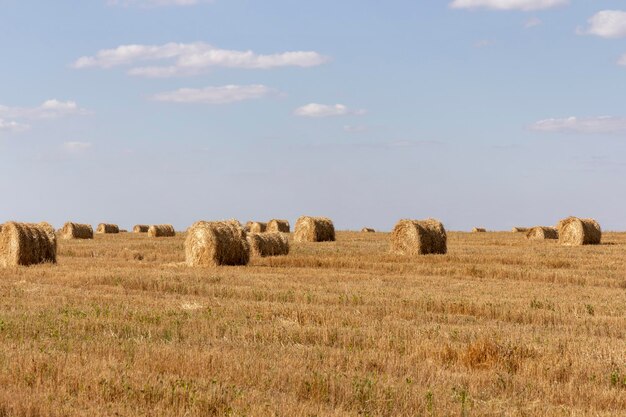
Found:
526,226 -> 558,241
96,224 -> 119,234
391,219 -> 447,255
294,216 -> 335,243
361,228 -> 375,233
247,232 -> 289,257
148,224 -> 175,238
133,225 -> 149,233
512,227 -> 529,233
60,222 -> 93,240
185,220 -> 250,267
267,219 -> 290,233
0,222 -> 57,267
472,228 -> 487,233
558,217 -> 601,246
245,221 -> 267,234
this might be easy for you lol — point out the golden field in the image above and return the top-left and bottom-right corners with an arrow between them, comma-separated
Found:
0,230 -> 624,416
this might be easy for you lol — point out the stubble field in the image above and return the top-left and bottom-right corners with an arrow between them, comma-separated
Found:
0,230 -> 624,416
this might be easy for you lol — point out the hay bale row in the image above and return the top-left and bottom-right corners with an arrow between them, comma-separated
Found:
60,222 -> 93,240
248,232 -> 289,257
267,219 -> 290,233
361,228 -> 375,233
185,220 -> 250,267
472,228 -> 487,233
526,226 -> 558,241
148,224 -> 175,238
558,217 -> 601,246
245,221 -> 267,234
294,216 -> 335,243
97,223 -> 119,234
133,225 -> 149,233
0,222 -> 57,267
391,219 -> 447,255
512,227 -> 529,233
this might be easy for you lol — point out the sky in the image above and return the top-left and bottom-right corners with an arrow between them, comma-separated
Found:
1,0 -> 626,232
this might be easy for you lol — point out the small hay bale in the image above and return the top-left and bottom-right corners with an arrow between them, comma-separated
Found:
96,223 -> 119,234
391,219 -> 447,255
558,217 -> 601,246
294,216 -> 335,243
472,228 -> 487,233
512,227 -> 529,233
148,224 -> 175,238
526,226 -> 558,241
60,222 -> 93,240
267,219 -> 290,233
361,228 -> 375,233
247,232 -> 289,257
185,220 -> 250,267
0,222 -> 57,267
133,225 -> 149,233
245,221 -> 267,234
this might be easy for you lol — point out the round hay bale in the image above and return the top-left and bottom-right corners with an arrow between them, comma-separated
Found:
294,216 -> 335,243
60,222 -> 93,240
472,228 -> 487,233
526,226 -> 558,240
245,221 -> 267,234
558,217 -> 601,246
185,220 -> 250,267
133,225 -> 149,233
267,219 -> 290,233
0,222 -> 57,267
361,228 -> 375,233
391,219 -> 447,255
247,232 -> 289,257
96,224 -> 119,234
512,227 -> 529,233
148,224 -> 175,238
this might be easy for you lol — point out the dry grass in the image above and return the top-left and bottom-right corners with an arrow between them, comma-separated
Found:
472,227 -> 487,233
512,227 -> 529,233
0,231 -> 624,416
361,228 -> 375,233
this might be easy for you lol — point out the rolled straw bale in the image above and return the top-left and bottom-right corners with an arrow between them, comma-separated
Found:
0,222 -> 57,267
133,225 -> 149,233
558,217 -> 601,246
247,232 -> 289,257
148,224 -> 175,238
96,224 -> 119,234
294,216 -> 335,243
526,226 -> 558,241
361,228 -> 375,233
391,219 -> 447,255
512,227 -> 529,233
60,222 -> 93,240
472,228 -> 487,233
267,219 -> 290,233
185,220 -> 250,267
246,221 -> 267,234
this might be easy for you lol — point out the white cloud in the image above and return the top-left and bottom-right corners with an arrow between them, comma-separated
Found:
152,84 -> 272,104
0,119 -> 30,133
619,54 -> 626,67
64,141 -> 93,152
107,0 -> 212,7
343,125 -> 368,133
474,39 -> 496,48
530,116 -> 626,134
579,10 -> 626,39
450,0 -> 567,11
524,17 -> 542,28
294,103 -> 366,118
73,42 -> 329,78
0,100 -> 88,120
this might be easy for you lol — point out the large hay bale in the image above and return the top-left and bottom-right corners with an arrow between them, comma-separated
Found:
558,217 -> 601,246
361,228 -> 375,233
148,224 -> 175,238
391,219 -> 447,255
60,222 -> 93,240
96,224 -> 119,234
245,221 -> 267,234
0,222 -> 57,267
247,232 -> 289,257
294,216 -> 335,243
526,226 -> 558,241
512,227 -> 529,233
133,225 -> 149,233
185,220 -> 250,267
472,227 -> 487,233
267,219 -> 290,233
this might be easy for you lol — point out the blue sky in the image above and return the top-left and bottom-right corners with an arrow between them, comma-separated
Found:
1,0 -> 626,231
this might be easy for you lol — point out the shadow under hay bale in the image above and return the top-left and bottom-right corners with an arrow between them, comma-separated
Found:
526,226 -> 558,241
0,222 -> 57,267
391,219 -> 447,255
185,220 -> 250,267
558,217 -> 601,246
248,232 -> 289,257
245,221 -> 267,234
148,224 -> 175,238
133,225 -> 149,233
267,219 -> 290,233
294,216 -> 335,243
512,227 -> 529,233
97,224 -> 119,234
472,228 -> 487,233
60,222 -> 93,240
361,228 -> 375,233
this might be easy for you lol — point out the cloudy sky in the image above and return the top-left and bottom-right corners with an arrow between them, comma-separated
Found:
1,0 -> 626,231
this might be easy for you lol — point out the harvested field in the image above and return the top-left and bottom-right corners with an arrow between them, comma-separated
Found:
0,231 -> 624,416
